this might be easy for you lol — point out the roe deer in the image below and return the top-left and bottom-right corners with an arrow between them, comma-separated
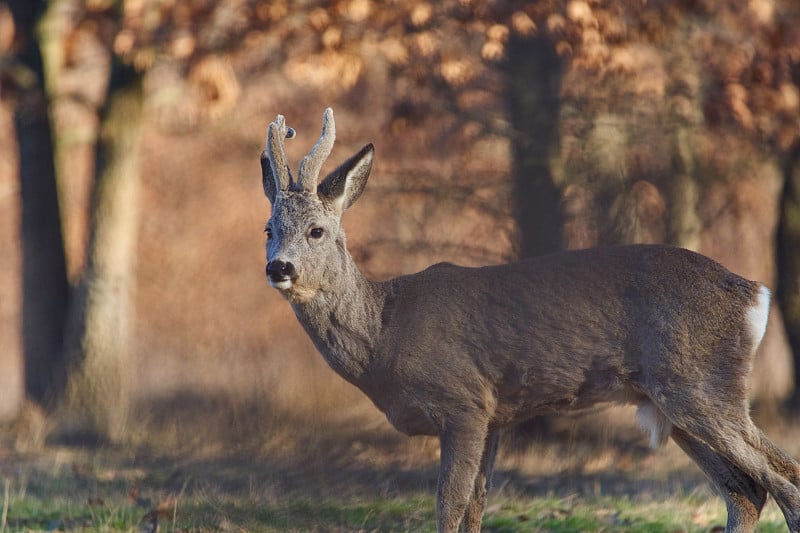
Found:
260,108 -> 800,533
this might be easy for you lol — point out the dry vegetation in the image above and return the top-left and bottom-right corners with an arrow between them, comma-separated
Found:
2,408 -> 799,531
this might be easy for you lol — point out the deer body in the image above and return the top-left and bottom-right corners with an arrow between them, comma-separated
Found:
260,109 -> 800,533
294,246 -> 760,438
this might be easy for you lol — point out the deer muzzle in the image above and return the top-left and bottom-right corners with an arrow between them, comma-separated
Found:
266,260 -> 297,290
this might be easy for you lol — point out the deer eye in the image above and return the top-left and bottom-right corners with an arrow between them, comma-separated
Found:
309,227 -> 324,239
265,224 -> 273,239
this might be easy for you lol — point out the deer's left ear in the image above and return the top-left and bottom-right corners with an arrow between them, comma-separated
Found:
318,143 -> 374,213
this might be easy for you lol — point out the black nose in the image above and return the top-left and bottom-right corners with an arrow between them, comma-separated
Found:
266,260 -> 296,281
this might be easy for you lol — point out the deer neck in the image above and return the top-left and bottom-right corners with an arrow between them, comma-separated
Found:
289,251 -> 386,385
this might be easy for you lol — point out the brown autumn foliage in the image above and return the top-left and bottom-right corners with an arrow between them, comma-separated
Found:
1,0 -> 799,449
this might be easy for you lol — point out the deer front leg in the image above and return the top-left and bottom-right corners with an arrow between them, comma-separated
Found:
437,417 -> 490,533
460,430 -> 500,533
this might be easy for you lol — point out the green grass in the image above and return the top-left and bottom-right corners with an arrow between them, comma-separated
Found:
4,497 -> 138,531
172,495 -> 436,532
480,495 -> 791,533
3,481 -> 791,532
0,450 -> 791,532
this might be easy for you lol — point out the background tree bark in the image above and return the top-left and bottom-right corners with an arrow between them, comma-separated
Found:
665,130 -> 702,251
504,34 -> 566,438
506,34 -> 564,258
8,0 -> 70,408
778,150 -> 800,410
63,60 -> 143,440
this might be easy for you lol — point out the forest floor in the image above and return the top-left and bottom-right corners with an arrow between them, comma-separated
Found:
1,406 -> 797,532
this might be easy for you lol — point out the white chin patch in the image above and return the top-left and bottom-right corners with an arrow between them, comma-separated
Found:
270,279 -> 293,290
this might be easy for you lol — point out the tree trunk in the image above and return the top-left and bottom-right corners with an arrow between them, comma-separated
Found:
63,61 -> 143,441
778,150 -> 800,410
665,129 -> 702,251
506,35 -> 564,258
504,35 -> 565,438
8,0 -> 70,408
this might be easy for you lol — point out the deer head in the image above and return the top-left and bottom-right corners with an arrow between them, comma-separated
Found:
261,108 -> 374,302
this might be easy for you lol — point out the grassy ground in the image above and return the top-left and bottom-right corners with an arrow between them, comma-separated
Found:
1,417 -> 795,533
1,403 -> 796,532
0,468 -> 790,532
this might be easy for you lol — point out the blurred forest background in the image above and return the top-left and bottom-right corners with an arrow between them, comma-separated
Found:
1,0 -> 800,454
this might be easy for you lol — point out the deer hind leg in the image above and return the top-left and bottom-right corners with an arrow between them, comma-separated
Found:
752,427 -> 800,488
671,425 -> 767,533
460,430 -> 500,533
659,286 -> 800,531
664,398 -> 800,531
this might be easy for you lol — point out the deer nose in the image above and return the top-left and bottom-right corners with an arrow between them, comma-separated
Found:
266,260 -> 296,282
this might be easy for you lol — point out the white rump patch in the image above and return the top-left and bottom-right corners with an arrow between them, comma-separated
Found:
746,284 -> 771,351
636,402 -> 672,449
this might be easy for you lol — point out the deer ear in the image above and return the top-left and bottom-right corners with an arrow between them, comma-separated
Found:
318,143 -> 374,212
261,149 -> 277,204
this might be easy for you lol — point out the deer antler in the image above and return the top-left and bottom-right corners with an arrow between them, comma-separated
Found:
298,107 -> 336,192
265,114 -> 296,192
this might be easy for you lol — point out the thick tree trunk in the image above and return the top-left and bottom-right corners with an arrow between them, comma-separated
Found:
506,35 -> 564,258
699,159 -> 794,408
778,150 -> 800,410
8,0 -> 70,408
63,61 -> 143,440
504,35 -> 565,438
